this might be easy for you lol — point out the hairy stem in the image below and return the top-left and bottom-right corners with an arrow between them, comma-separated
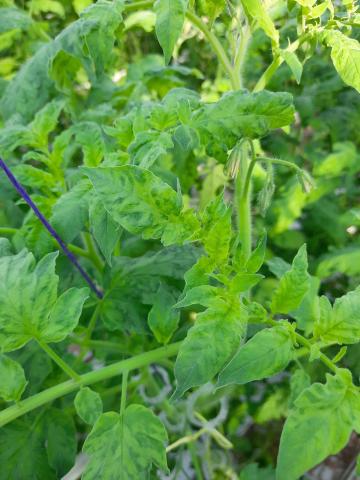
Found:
235,143 -> 252,261
120,370 -> 129,415
0,342 -> 181,427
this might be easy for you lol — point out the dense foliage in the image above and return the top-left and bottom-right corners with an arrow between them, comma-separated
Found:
0,0 -> 360,478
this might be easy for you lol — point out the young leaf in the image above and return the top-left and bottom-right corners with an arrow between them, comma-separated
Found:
241,0 -> 279,45
323,30 -> 360,93
37,287 -> 89,344
51,180 -> 92,243
277,371 -> 357,479
0,354 -> 27,402
74,387 -> 103,425
148,284 -> 180,344
229,273 -> 263,294
197,0 -> 226,24
175,285 -> 223,309
288,369 -> 311,407
315,287 -> 360,344
246,231 -> 267,273
173,301 -> 247,399
154,0 -> 188,64
83,406 -> 168,479
281,50 -> 303,84
203,208 -> 232,266
217,326 -> 294,388
271,245 -> 310,314
84,165 -> 199,245
89,197 -> 122,266
0,251 -> 88,351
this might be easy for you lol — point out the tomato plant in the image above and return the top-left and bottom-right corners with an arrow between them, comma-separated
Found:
0,0 -> 360,479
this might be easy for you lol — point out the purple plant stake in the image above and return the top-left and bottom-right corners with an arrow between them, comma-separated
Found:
0,157 -> 103,299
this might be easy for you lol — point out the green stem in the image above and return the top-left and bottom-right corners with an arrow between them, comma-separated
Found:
36,340 -> 81,382
124,0 -> 153,12
82,232 -> 104,273
258,156 -> 304,174
186,10 -> 239,89
0,342 -> 181,427
84,302 -> 102,343
0,227 -> 17,235
235,143 -> 252,260
268,319 -> 338,374
67,244 -> 93,261
234,23 -> 251,89
253,37 -> 302,92
75,338 -> 131,353
293,333 -> 338,374
253,55 -> 282,92
120,370 -> 129,415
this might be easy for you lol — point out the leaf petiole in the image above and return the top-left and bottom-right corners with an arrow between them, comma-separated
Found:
36,339 -> 81,382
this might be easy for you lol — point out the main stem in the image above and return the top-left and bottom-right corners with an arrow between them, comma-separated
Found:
0,342 -> 180,427
235,143 -> 252,261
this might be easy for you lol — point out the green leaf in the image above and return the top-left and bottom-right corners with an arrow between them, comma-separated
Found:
10,342 -> 52,396
239,463 -> 275,480
203,208 -> 232,266
0,0 -> 124,121
175,285 -> 222,309
0,354 -> 27,402
74,387 -> 103,425
323,30 -> 360,93
315,287 -> 360,344
183,255 -> 215,291
0,238 -> 12,257
46,408 -> 76,477
193,90 -> 294,152
217,326 -> 293,388
0,7 -> 32,34
148,284 -> 180,344
29,100 -> 64,149
128,131 -> 174,169
42,287 -> 89,343
0,251 -> 88,351
246,231 -> 267,273
83,406 -> 168,479
12,165 -> 55,192
291,275 -> 320,335
281,50 -> 303,84
229,273 -> 263,294
51,180 -> 92,243
196,0 -> 226,24
89,197 -> 122,266
271,245 -> 310,314
0,418 -> 56,480
83,165 -> 199,245
154,0 -> 188,64
173,301 -> 247,399
316,246 -> 360,278
277,371 -> 357,480
288,369 -> 311,407
241,0 -> 279,44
